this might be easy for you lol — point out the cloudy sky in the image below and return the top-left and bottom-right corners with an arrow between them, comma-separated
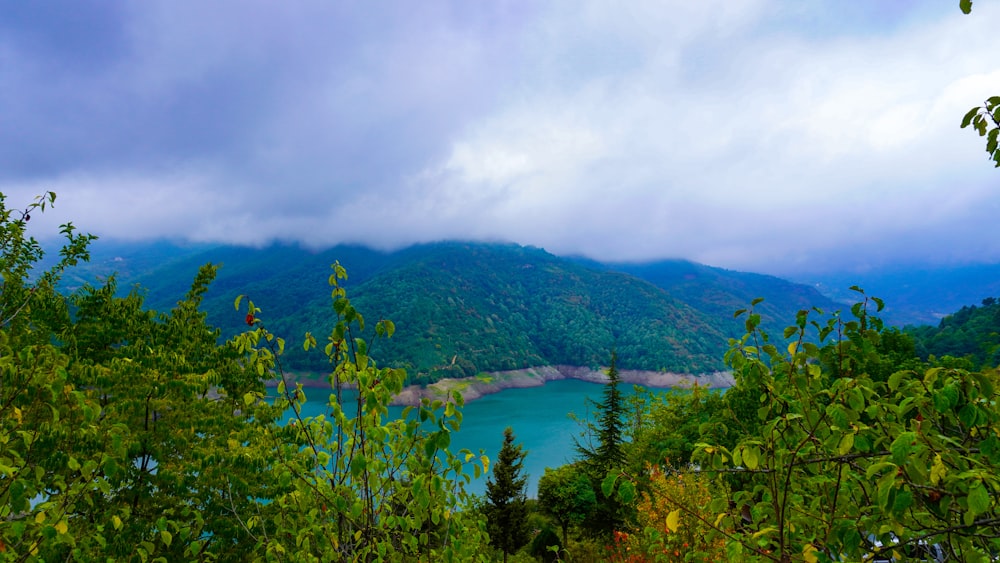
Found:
2,1 -> 998,275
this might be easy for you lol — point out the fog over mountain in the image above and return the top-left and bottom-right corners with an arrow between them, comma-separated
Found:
3,1 -> 1000,276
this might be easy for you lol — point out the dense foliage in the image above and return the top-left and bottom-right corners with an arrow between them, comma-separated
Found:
1,192 -> 492,561
609,260 -> 840,348
207,243 -> 734,382
526,289 -> 1000,562
907,297 -> 1000,369
69,241 -> 843,386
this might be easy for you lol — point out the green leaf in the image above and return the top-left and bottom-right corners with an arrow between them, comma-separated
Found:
968,481 -> 990,515
934,383 -> 959,412
930,454 -> 947,485
987,128 -> 999,155
838,432 -> 855,455
892,488 -> 914,514
350,455 -> 368,477
973,373 -> 995,398
962,106 -> 981,128
958,403 -> 978,427
618,480 -> 636,504
888,370 -> 909,391
601,473 -> 618,496
726,541 -> 744,560
890,432 -> 916,465
960,0 -> 973,14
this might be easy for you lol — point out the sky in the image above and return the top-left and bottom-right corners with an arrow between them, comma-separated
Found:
2,1 -> 999,276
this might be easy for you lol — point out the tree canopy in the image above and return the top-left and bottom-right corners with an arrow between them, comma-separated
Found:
0,192 -> 492,561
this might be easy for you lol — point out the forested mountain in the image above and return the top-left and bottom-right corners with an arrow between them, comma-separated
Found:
906,297 -> 1000,369
60,240 -> 849,384
594,260 -> 841,344
793,263 -> 1000,326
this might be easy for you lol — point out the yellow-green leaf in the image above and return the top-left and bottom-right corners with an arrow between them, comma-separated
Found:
743,446 -> 760,470
838,433 -> 855,455
666,509 -> 681,532
55,520 -> 68,535
803,543 -> 820,563
930,454 -> 946,486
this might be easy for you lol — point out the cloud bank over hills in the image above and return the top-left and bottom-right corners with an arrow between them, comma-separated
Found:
2,0 -> 999,275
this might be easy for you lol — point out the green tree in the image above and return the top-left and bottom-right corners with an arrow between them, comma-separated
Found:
58,266 -> 277,561
0,192 -> 275,560
1,191 -> 494,561
575,351 -> 633,538
0,192 -> 108,559
485,426 -> 530,562
577,352 -> 626,473
693,291 -> 1000,562
536,463 -> 596,545
230,262 -> 492,561
626,384 -> 730,472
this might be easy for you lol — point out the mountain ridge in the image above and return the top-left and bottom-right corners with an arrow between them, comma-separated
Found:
57,238 -> 988,384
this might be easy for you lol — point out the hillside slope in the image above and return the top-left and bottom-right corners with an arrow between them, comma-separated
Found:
600,259 -> 843,341
792,263 -> 1000,326
907,297 -> 1000,368
69,240 -> 844,384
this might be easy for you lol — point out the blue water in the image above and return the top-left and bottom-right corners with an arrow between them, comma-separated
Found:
292,379 -> 654,497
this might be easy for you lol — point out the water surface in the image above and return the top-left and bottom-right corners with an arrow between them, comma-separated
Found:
295,379 -> 653,496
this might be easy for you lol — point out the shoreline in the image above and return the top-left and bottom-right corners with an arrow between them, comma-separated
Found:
268,366 -> 734,407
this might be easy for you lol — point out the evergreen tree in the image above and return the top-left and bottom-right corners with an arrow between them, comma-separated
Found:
595,351 -> 626,471
575,351 -> 630,538
485,426 -> 530,562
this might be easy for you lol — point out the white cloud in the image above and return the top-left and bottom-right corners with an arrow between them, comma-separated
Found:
2,0 -> 999,274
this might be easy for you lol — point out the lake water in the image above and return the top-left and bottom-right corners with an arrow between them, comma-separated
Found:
293,379 -> 657,497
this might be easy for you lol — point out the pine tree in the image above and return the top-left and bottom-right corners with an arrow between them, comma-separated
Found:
485,426 -> 530,563
575,351 -> 629,538
595,351 -> 626,471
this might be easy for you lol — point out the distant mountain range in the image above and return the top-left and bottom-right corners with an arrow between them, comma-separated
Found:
50,239 -> 999,383
790,265 -> 1000,326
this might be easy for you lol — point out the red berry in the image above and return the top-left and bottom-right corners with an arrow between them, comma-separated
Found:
246,313 -> 254,326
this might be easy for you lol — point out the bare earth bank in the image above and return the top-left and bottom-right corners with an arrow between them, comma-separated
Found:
388,366 -> 734,407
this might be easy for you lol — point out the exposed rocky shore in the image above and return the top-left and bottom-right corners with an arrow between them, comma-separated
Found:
388,366 -> 734,406
268,366 -> 733,407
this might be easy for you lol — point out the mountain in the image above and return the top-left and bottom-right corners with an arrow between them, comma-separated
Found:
906,297 -> 1000,368
56,239 -> 845,384
590,259 -> 843,342
790,263 -> 1000,327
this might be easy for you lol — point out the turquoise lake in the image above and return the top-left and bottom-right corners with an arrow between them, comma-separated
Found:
293,379 -> 659,498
